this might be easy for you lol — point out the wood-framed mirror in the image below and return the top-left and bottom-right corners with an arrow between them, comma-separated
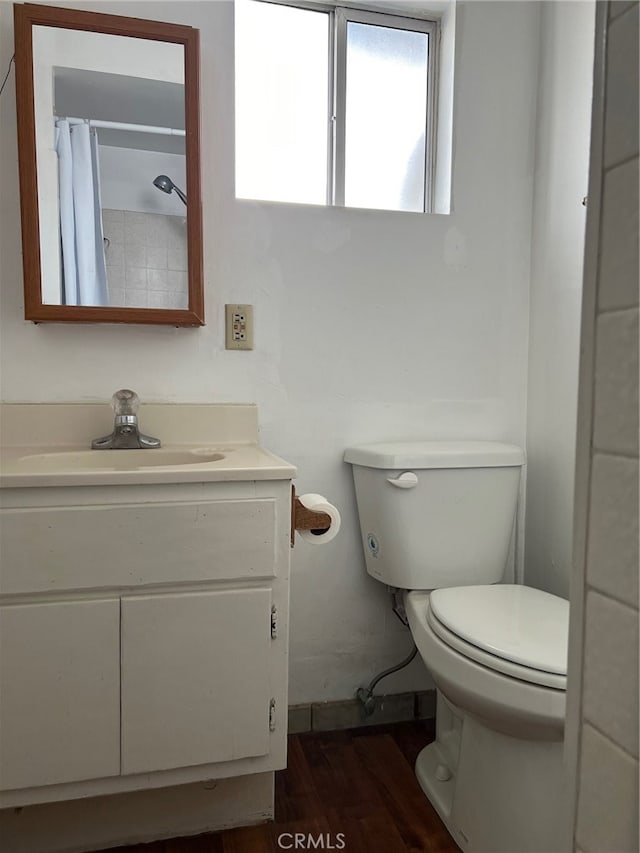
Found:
13,3 -> 204,325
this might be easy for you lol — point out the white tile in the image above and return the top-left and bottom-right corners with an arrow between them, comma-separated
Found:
599,158 -> 639,311
166,270 -> 188,293
123,212 -> 147,246
124,289 -> 148,308
576,724 -> 639,852
147,290 -> 187,310
583,591 -> 639,757
146,246 -> 167,270
124,211 -> 147,227
168,246 -> 187,272
125,267 -> 147,288
166,216 -> 187,250
106,267 -> 125,290
124,244 -> 146,268
587,454 -> 639,607
124,222 -> 146,246
164,291 -> 188,310
107,288 -> 125,306
101,209 -> 124,223
102,221 -> 124,245
147,269 -> 168,291
593,309 -> 639,455
145,214 -> 168,248
105,243 -> 124,268
147,291 -> 170,309
604,4 -> 639,167
609,1 -> 638,21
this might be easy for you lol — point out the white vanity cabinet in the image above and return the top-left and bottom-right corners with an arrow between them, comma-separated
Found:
0,599 -> 121,790
121,587 -> 273,775
0,477 -> 293,808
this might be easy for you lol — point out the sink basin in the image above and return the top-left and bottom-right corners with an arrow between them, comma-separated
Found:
14,449 -> 227,472
0,404 -> 298,488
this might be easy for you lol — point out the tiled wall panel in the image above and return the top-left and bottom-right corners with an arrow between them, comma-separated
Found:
583,591 -> 639,757
593,308 -> 639,454
603,4 -> 639,167
586,454 -> 638,606
103,209 -> 188,310
576,724 -> 639,852
598,158 -> 639,311
573,3 -> 639,851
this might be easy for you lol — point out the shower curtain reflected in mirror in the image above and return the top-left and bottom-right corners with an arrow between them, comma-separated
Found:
55,119 -> 108,306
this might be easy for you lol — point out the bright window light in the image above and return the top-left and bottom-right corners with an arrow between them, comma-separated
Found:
345,23 -> 429,212
235,0 -> 329,205
235,1 -> 436,213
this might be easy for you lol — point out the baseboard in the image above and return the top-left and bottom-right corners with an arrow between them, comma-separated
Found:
288,689 -> 436,734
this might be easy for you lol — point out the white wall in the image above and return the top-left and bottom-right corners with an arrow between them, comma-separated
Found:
0,1 -> 540,704
524,1 -> 595,599
99,146 -> 187,215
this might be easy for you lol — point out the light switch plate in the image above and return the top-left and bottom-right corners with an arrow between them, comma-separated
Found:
225,304 -> 254,350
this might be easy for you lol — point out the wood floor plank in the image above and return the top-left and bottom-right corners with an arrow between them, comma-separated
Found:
354,812 -> 412,853
261,816 -> 336,853
220,823 -> 276,853
99,723 -> 459,853
274,732 -> 325,822
352,733 -> 456,853
314,803 -> 411,853
165,833 -> 225,853
390,721 -> 436,769
298,732 -> 387,816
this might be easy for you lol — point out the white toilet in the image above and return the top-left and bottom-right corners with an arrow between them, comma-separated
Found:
344,441 -> 570,853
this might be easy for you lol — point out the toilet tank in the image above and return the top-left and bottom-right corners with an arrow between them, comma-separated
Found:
344,441 -> 525,590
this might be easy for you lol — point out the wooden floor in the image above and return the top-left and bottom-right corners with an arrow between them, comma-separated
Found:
106,721 -> 460,853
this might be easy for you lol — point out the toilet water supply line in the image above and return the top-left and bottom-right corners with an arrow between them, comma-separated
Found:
356,589 -> 418,717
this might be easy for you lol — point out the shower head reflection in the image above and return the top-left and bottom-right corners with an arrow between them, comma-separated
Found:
152,174 -> 187,206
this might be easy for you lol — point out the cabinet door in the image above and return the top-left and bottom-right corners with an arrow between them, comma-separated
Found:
121,588 -> 272,775
0,600 -> 120,790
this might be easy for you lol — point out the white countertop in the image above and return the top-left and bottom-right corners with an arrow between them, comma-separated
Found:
0,444 -> 297,488
0,403 -> 297,487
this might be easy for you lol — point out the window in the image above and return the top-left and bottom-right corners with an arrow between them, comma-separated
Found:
235,0 -> 438,213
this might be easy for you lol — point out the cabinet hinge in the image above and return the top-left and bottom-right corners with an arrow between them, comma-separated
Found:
270,604 -> 277,639
269,698 -> 276,732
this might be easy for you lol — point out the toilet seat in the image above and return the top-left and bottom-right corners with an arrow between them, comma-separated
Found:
425,585 -> 568,690
427,607 -> 566,690
405,590 -> 566,740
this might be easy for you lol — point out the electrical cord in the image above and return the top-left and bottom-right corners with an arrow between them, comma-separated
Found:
0,54 -> 15,99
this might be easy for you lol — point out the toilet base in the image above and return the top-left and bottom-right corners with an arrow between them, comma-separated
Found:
415,693 -> 571,853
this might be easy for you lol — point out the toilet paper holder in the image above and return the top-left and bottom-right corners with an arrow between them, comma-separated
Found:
291,486 -> 331,546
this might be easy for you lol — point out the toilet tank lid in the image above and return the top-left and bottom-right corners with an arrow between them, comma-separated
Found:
343,441 -> 525,470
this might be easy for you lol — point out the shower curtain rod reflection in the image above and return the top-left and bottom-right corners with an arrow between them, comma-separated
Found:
56,116 -> 186,137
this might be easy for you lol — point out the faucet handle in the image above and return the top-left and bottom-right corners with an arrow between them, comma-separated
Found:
112,389 -> 139,417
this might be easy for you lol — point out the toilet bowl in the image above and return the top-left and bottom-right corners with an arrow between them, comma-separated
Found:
344,441 -> 571,852
405,586 -> 569,853
406,585 -> 567,740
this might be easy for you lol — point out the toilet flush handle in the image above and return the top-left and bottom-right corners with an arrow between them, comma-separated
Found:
387,471 -> 418,489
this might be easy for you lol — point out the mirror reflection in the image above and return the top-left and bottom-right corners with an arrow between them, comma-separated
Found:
33,26 -> 188,309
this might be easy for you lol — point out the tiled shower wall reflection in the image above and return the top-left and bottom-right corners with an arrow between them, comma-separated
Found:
102,209 -> 188,309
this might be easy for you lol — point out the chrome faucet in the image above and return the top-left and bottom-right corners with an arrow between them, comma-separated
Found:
91,390 -> 161,450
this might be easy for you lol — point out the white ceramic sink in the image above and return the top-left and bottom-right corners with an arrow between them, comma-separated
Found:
14,448 -> 227,472
0,404 -> 297,487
